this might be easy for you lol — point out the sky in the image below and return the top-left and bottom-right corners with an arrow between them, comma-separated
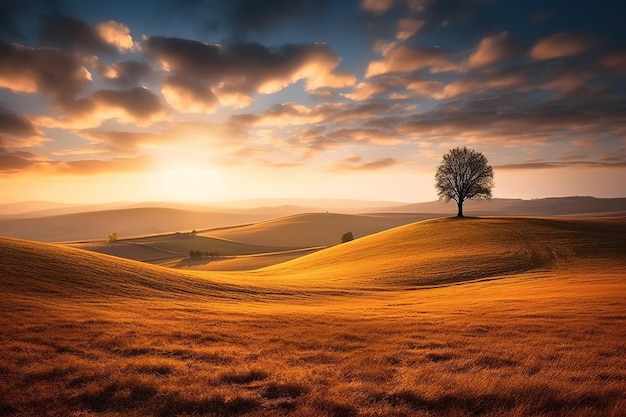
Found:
1,0 -> 625,204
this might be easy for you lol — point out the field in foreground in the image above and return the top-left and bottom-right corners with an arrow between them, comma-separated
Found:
1,217 -> 625,416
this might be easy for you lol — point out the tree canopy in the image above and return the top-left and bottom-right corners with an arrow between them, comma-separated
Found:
435,147 -> 494,217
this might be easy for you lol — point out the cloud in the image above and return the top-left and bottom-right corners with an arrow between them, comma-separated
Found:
229,102 -> 393,128
346,75 -> 443,101
0,41 -> 92,104
0,106 -> 47,147
601,51 -> 626,73
95,20 -> 137,52
39,15 -> 116,54
0,147 -> 38,171
467,31 -> 519,69
538,72 -> 593,97
76,130 -> 164,154
366,46 -> 457,77
530,33 -> 594,61
361,0 -> 394,14
95,59 -> 152,87
438,74 -> 524,98
161,75 -> 219,113
327,128 -> 404,145
143,37 -> 355,109
495,159 -> 626,170
396,18 -> 424,40
39,87 -> 166,129
54,155 -> 154,174
334,156 -> 399,171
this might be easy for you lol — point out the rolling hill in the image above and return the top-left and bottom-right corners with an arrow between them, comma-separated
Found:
254,216 -> 626,289
0,207 -> 278,242
200,212 -> 435,247
4,216 -> 623,297
0,236 -> 243,300
2,217 -> 625,417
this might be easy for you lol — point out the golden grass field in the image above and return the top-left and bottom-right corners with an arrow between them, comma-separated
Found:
1,216 -> 625,416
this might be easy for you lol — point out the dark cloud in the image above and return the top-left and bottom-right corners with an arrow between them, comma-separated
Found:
0,41 -> 91,105
91,87 -> 164,120
0,106 -> 40,139
97,60 -> 152,86
45,87 -> 166,128
161,74 -> 219,113
39,15 -> 116,54
0,146 -> 37,171
143,36 -> 353,108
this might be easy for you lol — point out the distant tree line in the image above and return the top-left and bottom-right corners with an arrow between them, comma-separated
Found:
189,250 -> 220,258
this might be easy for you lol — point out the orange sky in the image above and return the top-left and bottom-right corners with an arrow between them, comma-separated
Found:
1,0 -> 625,204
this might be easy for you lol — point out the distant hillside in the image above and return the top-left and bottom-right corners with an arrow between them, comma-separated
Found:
201,212 -> 435,247
373,197 -> 626,216
0,208 -> 277,242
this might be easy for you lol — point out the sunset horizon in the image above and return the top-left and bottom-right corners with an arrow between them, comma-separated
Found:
1,0 -> 625,204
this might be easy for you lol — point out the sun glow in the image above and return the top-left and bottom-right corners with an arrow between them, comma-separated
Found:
153,163 -> 223,202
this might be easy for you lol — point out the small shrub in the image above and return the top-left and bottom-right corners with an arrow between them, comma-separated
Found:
341,232 -> 354,243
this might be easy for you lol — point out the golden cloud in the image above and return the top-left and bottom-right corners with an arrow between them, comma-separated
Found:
366,46 -> 457,77
396,18 -> 424,41
161,76 -> 219,114
0,42 -> 92,101
467,32 -> 518,69
530,33 -> 593,60
438,74 -> 524,98
360,0 -> 394,14
95,20 -> 137,52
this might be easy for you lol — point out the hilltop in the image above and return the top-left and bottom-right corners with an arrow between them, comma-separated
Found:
1,216 -> 625,417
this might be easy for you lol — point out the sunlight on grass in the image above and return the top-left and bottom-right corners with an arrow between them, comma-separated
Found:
1,217 -> 625,416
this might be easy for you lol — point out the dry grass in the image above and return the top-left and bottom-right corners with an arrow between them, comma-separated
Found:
1,217 -> 625,416
200,212 -> 434,247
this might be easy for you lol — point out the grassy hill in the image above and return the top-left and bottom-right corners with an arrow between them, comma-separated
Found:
1,217 -> 625,417
0,236 -> 260,300
254,216 -> 626,289
201,212 -> 435,248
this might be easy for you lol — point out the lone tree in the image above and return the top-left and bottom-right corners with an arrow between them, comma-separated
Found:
341,232 -> 354,243
435,147 -> 494,217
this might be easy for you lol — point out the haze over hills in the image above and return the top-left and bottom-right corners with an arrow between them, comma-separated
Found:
0,208 -> 275,242
0,198 -> 405,218
0,196 -> 624,243
374,196 -> 626,216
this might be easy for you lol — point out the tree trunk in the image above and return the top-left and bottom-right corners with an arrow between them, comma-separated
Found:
457,200 -> 464,217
